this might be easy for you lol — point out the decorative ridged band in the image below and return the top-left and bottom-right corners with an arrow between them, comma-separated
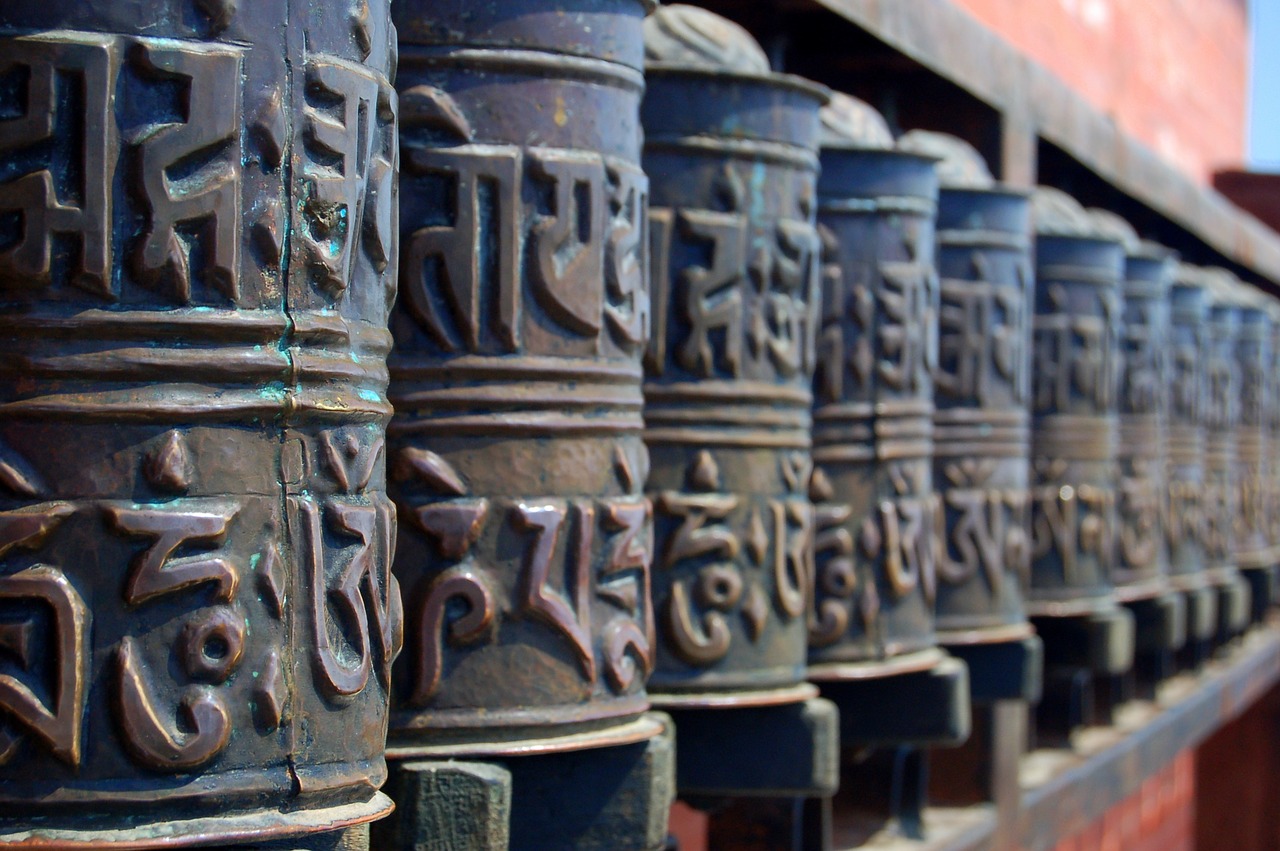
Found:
0,310 -> 391,422
1031,414 -> 1117,461
644,380 -> 813,447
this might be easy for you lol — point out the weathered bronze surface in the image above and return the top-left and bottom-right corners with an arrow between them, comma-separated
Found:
807,95 -> 943,672
1202,270 -> 1242,588
386,0 -> 659,754
1025,189 -> 1124,617
1166,266 -> 1212,594
0,1 -> 401,846
642,6 -> 829,703
1226,278 -> 1273,578
1089,210 -> 1175,603
898,130 -> 1034,646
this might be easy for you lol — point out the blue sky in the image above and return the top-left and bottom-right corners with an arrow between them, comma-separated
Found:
1251,0 -> 1280,168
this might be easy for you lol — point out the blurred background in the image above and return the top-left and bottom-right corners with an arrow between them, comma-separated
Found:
1250,0 -> 1278,168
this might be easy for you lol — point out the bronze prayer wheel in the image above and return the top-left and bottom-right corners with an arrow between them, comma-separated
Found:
1202,270 -> 1242,587
807,95 -> 944,675
1201,268 -> 1254,634
898,130 -> 1034,646
0,1 -> 401,845
641,7 -> 829,704
1166,266 -> 1214,599
1089,210 -> 1175,602
1227,279 -> 1273,577
387,0 -> 662,755
1025,188 -> 1124,617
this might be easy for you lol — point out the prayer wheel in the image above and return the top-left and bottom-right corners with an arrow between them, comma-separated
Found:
1202,268 -> 1252,635
1226,276 -> 1273,620
387,0 -> 662,754
1202,272 -> 1241,583
1232,281 -> 1272,563
1166,265 -> 1217,634
642,6 -> 829,704
807,94 -> 944,676
898,130 -> 1034,647
1088,210 -> 1175,602
1025,188 -> 1124,617
0,1 -> 400,845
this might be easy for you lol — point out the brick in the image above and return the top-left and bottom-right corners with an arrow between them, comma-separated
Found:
1140,775 -> 1162,833
668,801 -> 708,851
1100,808 -> 1123,851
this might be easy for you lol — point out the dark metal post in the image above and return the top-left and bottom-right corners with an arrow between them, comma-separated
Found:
640,3 -> 839,834
383,1 -> 674,847
0,1 -> 401,846
1027,188 -> 1133,736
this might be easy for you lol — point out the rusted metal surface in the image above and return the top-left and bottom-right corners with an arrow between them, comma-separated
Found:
386,0 -> 658,754
807,94 -> 943,673
898,130 -> 1034,646
0,1 -> 400,846
1025,188 -> 1124,618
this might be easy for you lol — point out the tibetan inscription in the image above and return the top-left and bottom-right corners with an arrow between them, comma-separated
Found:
809,145 -> 941,666
387,12 -> 654,749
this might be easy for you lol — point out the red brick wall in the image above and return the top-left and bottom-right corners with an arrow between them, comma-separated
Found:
1195,682 -> 1280,851
951,0 -> 1249,183
1047,751 -> 1194,851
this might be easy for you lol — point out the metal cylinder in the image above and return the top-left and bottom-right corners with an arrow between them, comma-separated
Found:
1166,266 -> 1212,593
0,2 -> 400,845
807,95 -> 943,673
1202,270 -> 1242,586
1228,278 -> 1272,573
1089,211 -> 1175,602
1026,188 -> 1124,616
641,8 -> 829,704
386,0 -> 661,755
898,130 -> 1034,646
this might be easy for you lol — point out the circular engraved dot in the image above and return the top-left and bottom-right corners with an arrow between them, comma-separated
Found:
179,608 -> 246,683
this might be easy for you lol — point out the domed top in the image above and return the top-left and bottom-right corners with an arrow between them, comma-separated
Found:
1203,267 -> 1266,310
644,5 -> 770,73
897,130 -> 993,188
1085,208 -> 1140,252
818,91 -> 893,150
1201,267 -> 1243,305
1174,262 -> 1209,289
1032,186 -> 1104,238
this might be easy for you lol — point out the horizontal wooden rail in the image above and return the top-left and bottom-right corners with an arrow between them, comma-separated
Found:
812,0 -> 1280,289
